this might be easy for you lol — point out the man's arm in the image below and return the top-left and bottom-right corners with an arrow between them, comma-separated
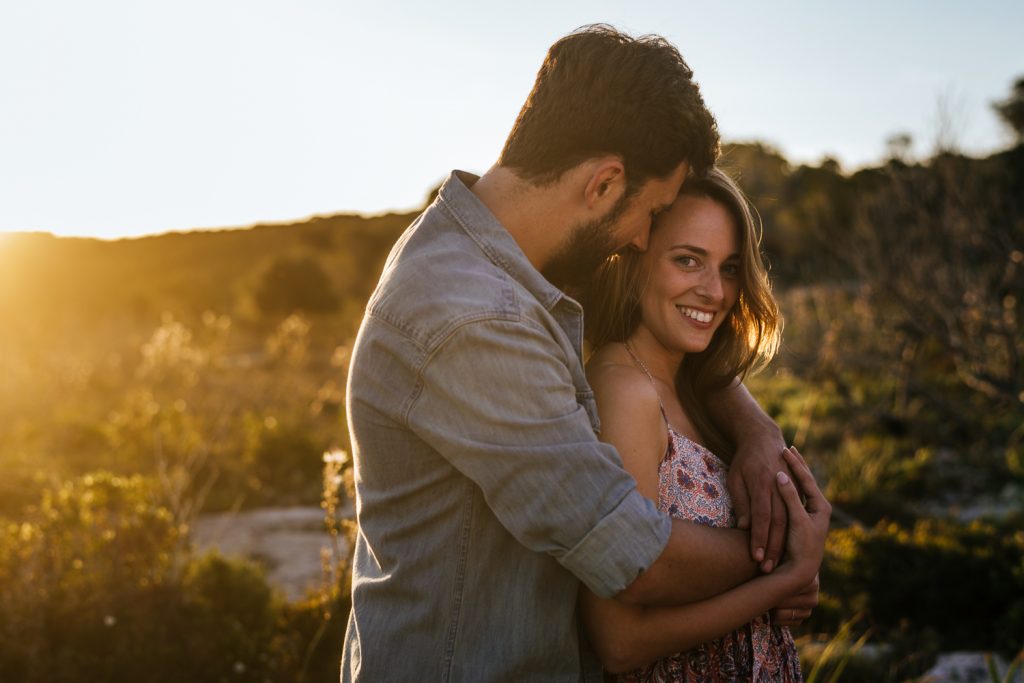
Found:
616,519 -> 758,605
705,379 -> 789,572
406,318 -> 672,598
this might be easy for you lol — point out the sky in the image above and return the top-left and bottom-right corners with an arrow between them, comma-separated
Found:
1,1 -> 1021,239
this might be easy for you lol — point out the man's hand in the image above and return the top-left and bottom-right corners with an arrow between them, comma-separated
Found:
770,574 -> 819,628
705,380 -> 792,572
727,429 -> 789,572
770,446 -> 831,627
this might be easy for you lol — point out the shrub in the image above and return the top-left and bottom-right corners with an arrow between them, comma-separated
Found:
0,472 -> 348,683
822,518 -> 1024,656
255,256 -> 340,317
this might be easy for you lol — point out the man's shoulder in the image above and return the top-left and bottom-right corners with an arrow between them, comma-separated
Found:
365,207 -> 529,349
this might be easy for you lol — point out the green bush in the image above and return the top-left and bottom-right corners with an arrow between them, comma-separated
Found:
822,518 -> 1024,656
0,472 -> 347,683
232,414 -> 327,507
255,256 -> 340,316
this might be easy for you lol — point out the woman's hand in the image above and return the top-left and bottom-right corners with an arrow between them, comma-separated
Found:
770,574 -> 819,627
774,447 -> 831,586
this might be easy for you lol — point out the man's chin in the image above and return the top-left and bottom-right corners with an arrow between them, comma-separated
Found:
544,214 -> 619,289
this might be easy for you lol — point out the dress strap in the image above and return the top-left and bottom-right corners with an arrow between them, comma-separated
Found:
623,343 -> 670,423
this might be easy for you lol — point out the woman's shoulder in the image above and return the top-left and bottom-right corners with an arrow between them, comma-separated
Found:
586,345 -> 662,417
586,345 -> 668,481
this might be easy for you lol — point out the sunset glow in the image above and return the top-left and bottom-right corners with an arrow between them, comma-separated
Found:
1,1 -> 1021,239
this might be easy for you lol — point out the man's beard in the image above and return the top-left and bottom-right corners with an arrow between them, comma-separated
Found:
542,193 -> 632,288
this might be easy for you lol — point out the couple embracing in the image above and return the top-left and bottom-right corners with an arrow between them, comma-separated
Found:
343,24 -> 831,683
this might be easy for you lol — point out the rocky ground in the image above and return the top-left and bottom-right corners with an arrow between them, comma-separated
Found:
193,505 -> 352,601
923,652 -> 1024,683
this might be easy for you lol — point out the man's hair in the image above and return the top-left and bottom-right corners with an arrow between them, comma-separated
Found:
498,24 -> 720,190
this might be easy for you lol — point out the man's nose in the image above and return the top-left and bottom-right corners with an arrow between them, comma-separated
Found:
627,225 -> 650,252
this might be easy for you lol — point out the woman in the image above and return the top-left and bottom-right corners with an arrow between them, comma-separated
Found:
578,168 -> 830,681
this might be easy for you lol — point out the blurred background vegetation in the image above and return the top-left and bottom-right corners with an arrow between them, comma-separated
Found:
0,79 -> 1022,681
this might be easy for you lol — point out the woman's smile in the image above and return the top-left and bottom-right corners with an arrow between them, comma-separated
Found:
676,305 -> 716,325
634,194 -> 741,359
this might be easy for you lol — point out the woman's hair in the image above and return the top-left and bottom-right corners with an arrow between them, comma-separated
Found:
580,167 -> 781,457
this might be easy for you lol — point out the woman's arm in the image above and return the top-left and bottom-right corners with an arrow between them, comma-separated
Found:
584,448 -> 830,673
591,365 -> 761,604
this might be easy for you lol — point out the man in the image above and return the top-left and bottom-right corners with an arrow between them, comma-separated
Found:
343,25 -> 815,681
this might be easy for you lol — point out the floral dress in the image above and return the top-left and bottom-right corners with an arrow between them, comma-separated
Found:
616,426 -> 803,682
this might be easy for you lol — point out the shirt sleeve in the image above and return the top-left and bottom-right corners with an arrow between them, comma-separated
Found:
405,317 -> 671,598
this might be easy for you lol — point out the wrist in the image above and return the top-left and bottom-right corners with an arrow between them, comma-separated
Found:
733,419 -> 784,454
773,557 -> 815,590
750,417 -> 784,442
755,561 -> 807,606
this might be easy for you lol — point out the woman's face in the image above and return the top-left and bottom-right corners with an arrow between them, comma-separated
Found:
637,194 -> 741,357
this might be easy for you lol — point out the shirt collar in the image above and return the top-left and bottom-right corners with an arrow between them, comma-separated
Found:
438,170 -> 568,311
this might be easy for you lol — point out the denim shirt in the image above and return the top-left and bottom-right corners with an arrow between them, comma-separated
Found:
342,171 -> 672,682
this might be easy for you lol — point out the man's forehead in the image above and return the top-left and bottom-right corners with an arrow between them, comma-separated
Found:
665,161 -> 690,190
660,163 -> 690,201
633,161 -> 688,206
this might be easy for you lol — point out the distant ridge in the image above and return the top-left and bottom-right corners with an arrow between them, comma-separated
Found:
0,210 -> 417,330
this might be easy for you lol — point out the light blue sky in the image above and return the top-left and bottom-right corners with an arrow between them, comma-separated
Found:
1,1 -> 1021,239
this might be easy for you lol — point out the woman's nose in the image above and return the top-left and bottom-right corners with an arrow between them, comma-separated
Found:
698,270 -> 724,302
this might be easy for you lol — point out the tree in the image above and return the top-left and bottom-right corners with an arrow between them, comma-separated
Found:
885,132 -> 914,164
843,154 -> 1024,447
255,256 -> 339,316
993,76 -> 1024,143
931,87 -> 967,155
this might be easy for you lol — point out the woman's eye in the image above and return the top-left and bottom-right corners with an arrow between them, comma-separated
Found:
722,263 -> 740,278
674,256 -> 697,268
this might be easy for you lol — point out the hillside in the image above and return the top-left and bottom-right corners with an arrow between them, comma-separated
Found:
0,211 -> 414,334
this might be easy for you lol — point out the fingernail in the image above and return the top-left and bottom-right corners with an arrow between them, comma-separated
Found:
754,547 -> 764,562
777,471 -> 790,484
762,559 -> 774,572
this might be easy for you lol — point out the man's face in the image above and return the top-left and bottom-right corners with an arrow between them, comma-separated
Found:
542,162 -> 689,287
